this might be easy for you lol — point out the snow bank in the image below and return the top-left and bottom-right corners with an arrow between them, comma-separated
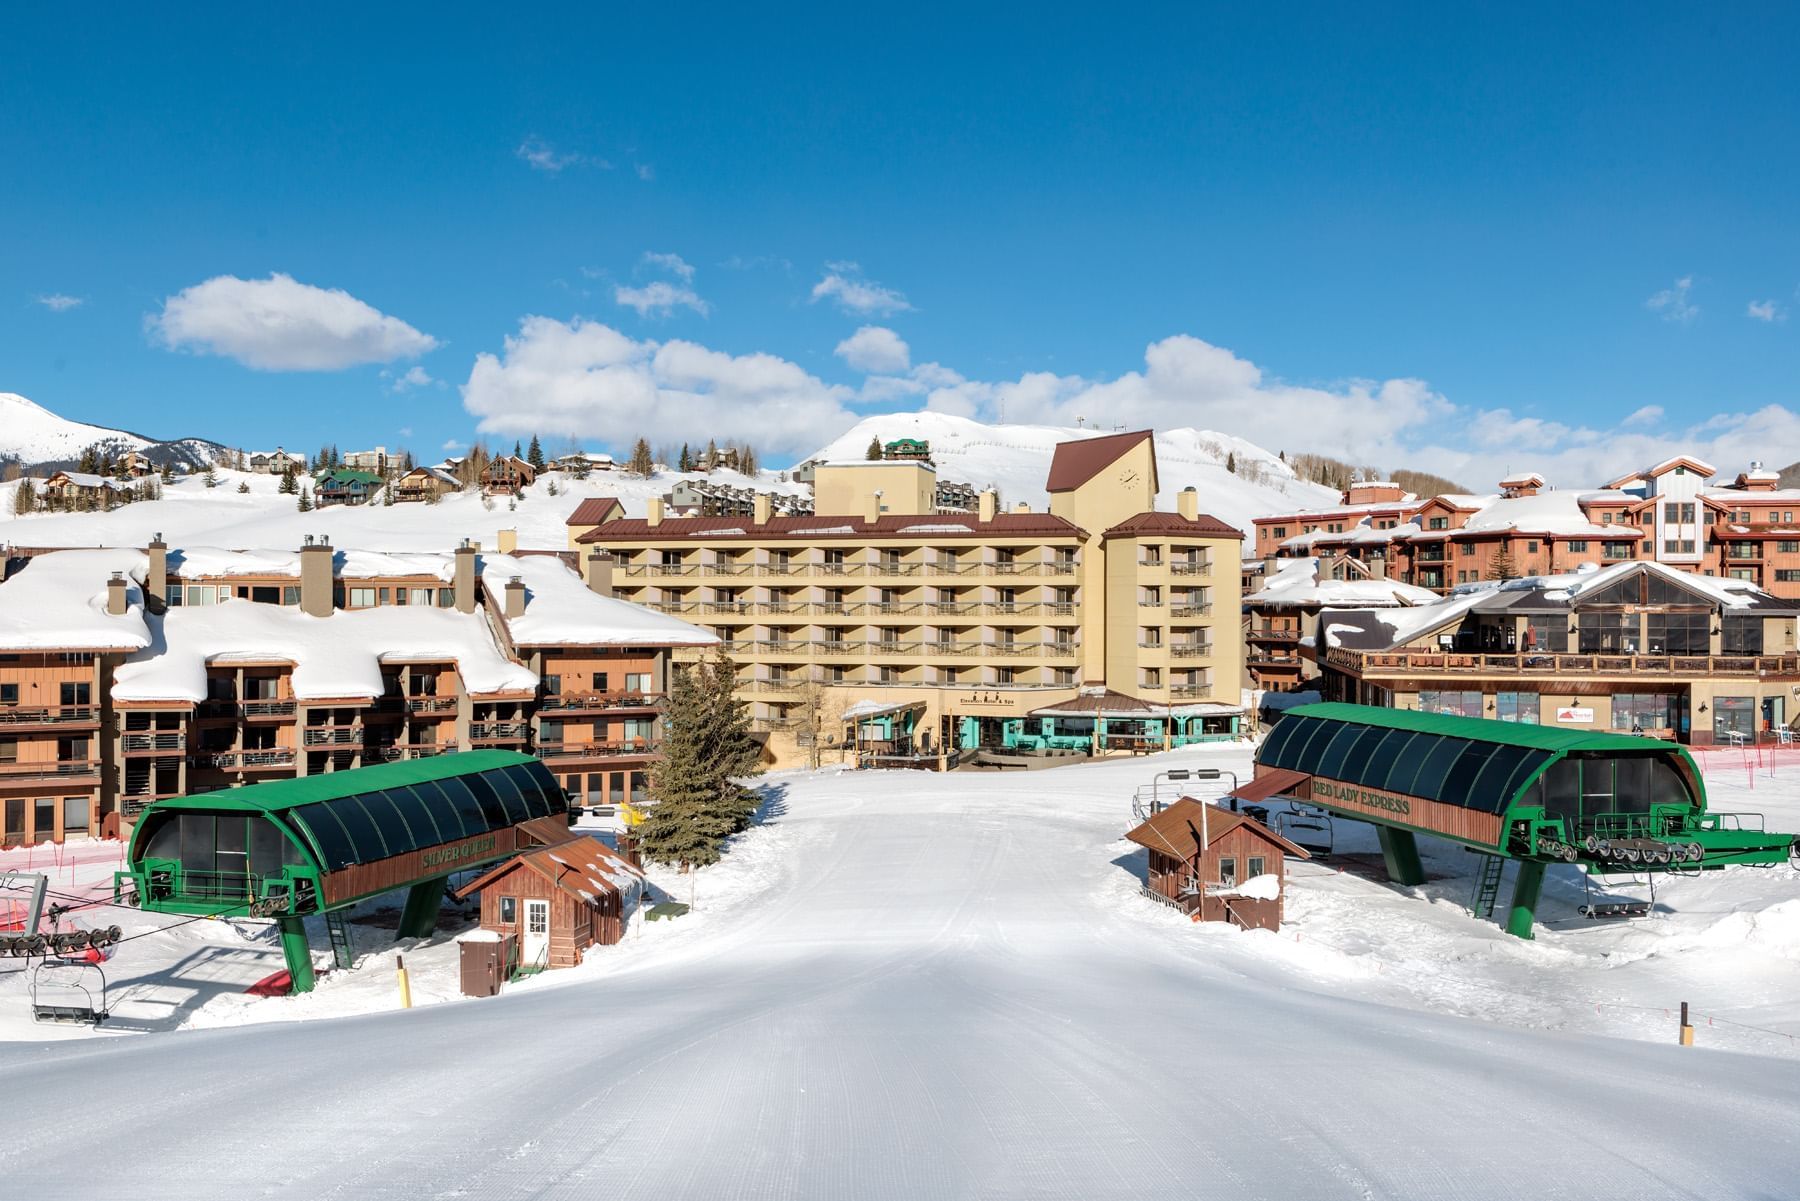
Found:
112,602 -> 538,701
481,553 -> 716,647
0,548 -> 151,650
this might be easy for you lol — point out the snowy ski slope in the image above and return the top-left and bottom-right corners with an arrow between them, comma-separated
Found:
4,746 -> 1798,1199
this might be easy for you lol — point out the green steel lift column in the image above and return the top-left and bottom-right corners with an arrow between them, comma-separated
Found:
277,918 -> 317,994
1376,827 -> 1426,887
398,879 -> 447,940
1505,860 -> 1547,939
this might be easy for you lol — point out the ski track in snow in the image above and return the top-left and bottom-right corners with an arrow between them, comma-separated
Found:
4,749 -> 1800,1199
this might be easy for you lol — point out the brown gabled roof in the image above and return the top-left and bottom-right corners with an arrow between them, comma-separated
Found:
1102,511 -> 1243,541
566,497 -> 625,527
1045,430 -> 1156,494
577,511 -> 1086,544
453,833 -> 643,903
516,815 -> 577,847
1124,797 -> 1311,863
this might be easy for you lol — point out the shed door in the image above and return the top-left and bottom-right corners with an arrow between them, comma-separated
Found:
523,899 -> 550,967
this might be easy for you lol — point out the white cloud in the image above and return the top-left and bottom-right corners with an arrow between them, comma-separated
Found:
635,162 -> 655,181
516,136 -> 585,173
398,426 -> 415,437
149,273 -> 439,370
641,252 -> 694,282
1748,299 -> 1786,323
1622,404 -> 1664,427
835,325 -> 911,374
1646,275 -> 1699,323
615,252 -> 709,316
34,293 -> 83,312
811,263 -> 912,315
383,365 -> 436,393
615,281 -> 709,317
442,438 -> 467,452
460,316 -> 854,456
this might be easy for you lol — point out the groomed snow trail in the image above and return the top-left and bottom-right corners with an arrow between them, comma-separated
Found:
4,768 -> 1798,1200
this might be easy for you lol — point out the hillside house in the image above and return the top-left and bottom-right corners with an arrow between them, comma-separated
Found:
393,466 -> 460,503
551,452 -> 615,474
314,470 -> 383,507
41,471 -> 126,509
249,449 -> 307,475
482,456 -> 537,497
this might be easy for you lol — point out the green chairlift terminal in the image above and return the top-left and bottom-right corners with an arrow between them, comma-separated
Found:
116,751 -> 568,991
1253,704 -> 1799,938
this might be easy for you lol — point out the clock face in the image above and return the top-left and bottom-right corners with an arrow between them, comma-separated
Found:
1118,469 -> 1140,485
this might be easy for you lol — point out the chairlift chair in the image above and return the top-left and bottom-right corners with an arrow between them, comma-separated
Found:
1273,802 -> 1335,857
30,956 -> 109,1026
1578,872 -> 1656,921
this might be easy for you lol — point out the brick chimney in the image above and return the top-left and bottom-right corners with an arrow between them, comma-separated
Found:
498,527 -> 518,555
584,550 -> 615,597
978,490 -> 997,523
1177,487 -> 1199,521
453,539 -> 478,614
147,533 -> 168,612
864,489 -> 883,525
106,571 -> 129,616
647,497 -> 665,528
299,535 -> 334,617
504,576 -> 527,619
754,493 -> 772,526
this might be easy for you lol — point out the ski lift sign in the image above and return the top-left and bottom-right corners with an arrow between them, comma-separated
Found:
1555,706 -> 1595,725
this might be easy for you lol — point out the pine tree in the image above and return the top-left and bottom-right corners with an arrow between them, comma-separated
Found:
297,485 -> 313,512
699,653 -> 764,831
702,439 -> 718,471
78,445 -> 97,474
1226,451 -> 1238,474
1491,546 -> 1520,580
678,443 -> 694,472
279,466 -> 298,495
513,439 -> 523,459
628,437 -> 654,478
12,478 -> 37,515
160,463 -> 174,483
202,465 -> 220,489
738,444 -> 758,476
382,482 -> 396,506
638,664 -> 737,900
526,435 -> 545,471
866,436 -> 883,460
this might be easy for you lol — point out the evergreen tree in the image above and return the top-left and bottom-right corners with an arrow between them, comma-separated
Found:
317,445 -> 332,474
382,482 -> 396,506
513,439 -> 523,459
236,480 -> 251,494
1491,546 -> 1520,580
278,466 -> 298,495
12,478 -> 37,515
702,439 -> 718,470
160,463 -> 174,483
738,444 -> 758,476
1226,451 -> 1238,474
699,653 -> 764,831
526,435 -> 545,471
297,485 -> 313,512
638,664 -> 737,897
628,437 -> 655,478
78,445 -> 98,474
202,465 -> 220,489
678,443 -> 694,473
867,436 -> 883,460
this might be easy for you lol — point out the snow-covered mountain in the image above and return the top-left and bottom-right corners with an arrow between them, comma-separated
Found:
0,392 -> 225,472
806,411 -> 1341,534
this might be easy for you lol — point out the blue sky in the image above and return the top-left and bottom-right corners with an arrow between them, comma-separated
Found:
3,4 -> 1798,484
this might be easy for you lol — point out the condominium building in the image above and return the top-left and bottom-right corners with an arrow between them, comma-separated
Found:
1241,555 -> 1439,690
1314,560 -> 1800,745
0,539 -> 713,846
574,431 -> 1247,759
1251,458 -> 1800,599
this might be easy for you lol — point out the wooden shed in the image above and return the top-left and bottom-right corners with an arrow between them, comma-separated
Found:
1125,798 -> 1310,932
453,834 -> 644,971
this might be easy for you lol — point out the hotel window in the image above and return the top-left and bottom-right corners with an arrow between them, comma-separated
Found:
1566,540 -> 1588,552
994,667 -> 1016,685
63,797 -> 89,836
1603,541 -> 1635,560
1053,668 -> 1076,686
1645,611 -> 1708,655
1776,570 -> 1800,583
1418,690 -> 1481,717
1272,527 -> 1287,539
1779,542 -> 1800,555
0,741 -> 15,763
1602,513 -> 1613,524
1662,540 -> 1695,555
411,588 -> 436,606
1721,614 -> 1764,654
1496,692 -> 1540,724
1526,541 -> 1539,553
348,587 -> 377,608
1428,517 -> 1449,530
0,684 -> 15,704
1460,543 -> 1474,556
1141,668 -> 1162,688
1612,693 -> 1677,732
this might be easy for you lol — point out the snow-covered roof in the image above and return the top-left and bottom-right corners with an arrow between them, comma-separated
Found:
1703,487 -> 1800,503
1454,492 -> 1616,538
1246,556 -> 1439,609
165,547 -> 457,580
49,471 -> 123,490
112,603 -> 539,703
0,549 -> 152,651
1540,559 -> 1766,609
480,553 -> 717,647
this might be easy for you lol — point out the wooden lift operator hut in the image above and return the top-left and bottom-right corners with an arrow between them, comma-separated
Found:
1251,703 -> 1800,937
117,751 -> 570,991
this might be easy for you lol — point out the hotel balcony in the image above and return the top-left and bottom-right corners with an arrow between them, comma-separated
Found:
122,732 -> 187,755
0,705 -> 99,731
538,691 -> 663,713
193,748 -> 298,770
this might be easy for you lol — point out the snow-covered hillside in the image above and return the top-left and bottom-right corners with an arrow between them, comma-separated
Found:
0,392 -> 222,472
809,410 -> 1340,533
0,463 -> 808,553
